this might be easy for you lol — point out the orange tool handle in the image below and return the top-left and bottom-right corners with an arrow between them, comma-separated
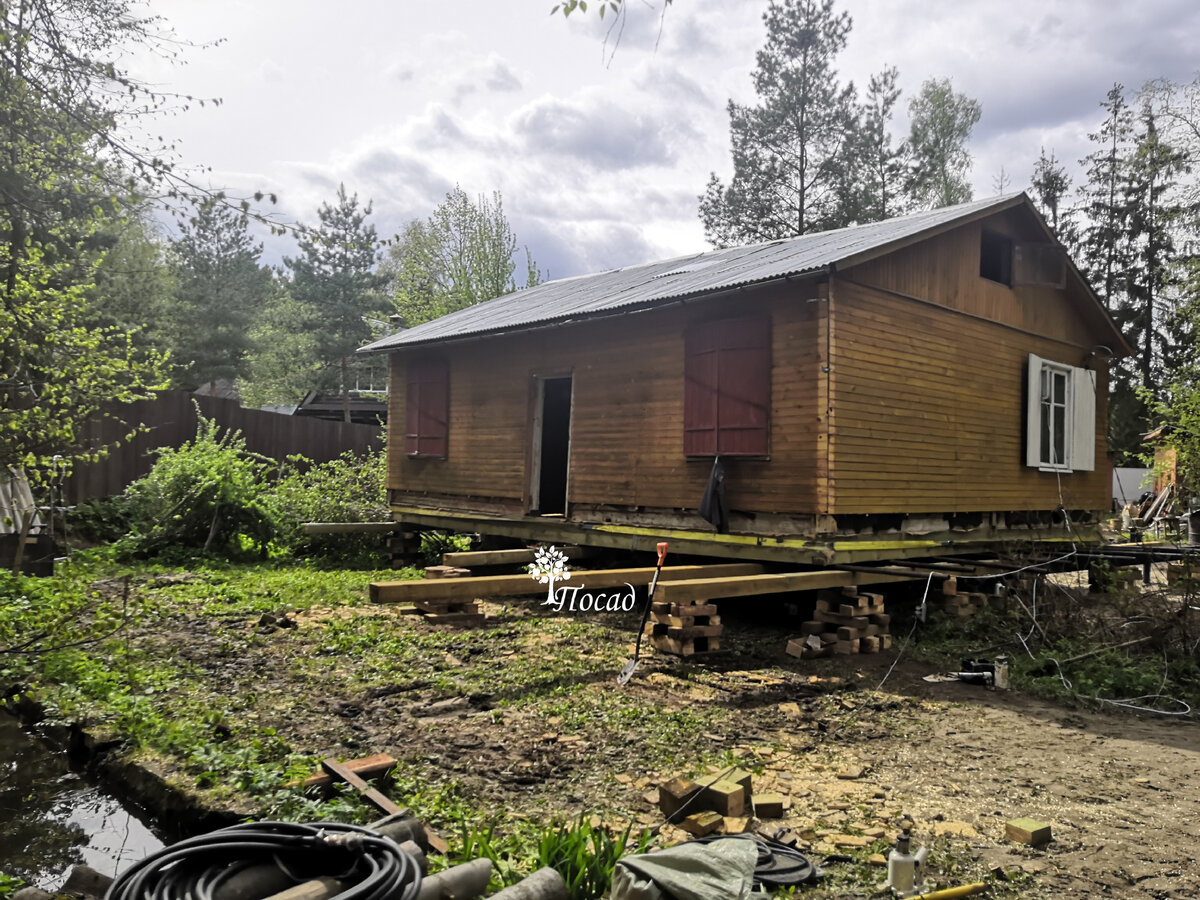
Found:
656,542 -> 668,566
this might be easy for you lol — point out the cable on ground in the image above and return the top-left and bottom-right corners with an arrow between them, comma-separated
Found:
105,821 -> 423,900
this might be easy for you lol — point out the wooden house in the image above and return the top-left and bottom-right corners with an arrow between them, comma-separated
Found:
360,194 -> 1131,565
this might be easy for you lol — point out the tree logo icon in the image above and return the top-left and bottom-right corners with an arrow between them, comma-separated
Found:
529,545 -> 571,604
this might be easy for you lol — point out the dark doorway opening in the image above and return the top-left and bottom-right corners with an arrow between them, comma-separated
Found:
533,376 -> 572,515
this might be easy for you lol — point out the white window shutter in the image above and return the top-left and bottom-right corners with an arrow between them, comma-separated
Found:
1025,353 -> 1043,468
1071,365 -> 1097,472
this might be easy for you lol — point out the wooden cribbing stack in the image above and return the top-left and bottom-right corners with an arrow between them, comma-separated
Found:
929,576 -> 988,618
644,599 -> 722,656
389,565 -> 487,626
787,586 -> 892,658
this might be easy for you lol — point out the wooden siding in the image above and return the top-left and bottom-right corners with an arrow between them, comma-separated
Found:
388,284 -> 824,519
825,277 -> 1111,514
844,208 -> 1116,349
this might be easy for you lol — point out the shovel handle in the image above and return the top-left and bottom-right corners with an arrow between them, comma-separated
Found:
656,542 -> 668,567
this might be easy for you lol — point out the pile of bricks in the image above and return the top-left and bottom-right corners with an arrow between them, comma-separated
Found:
645,600 -> 722,657
786,587 -> 892,658
657,767 -> 787,836
929,576 -> 989,618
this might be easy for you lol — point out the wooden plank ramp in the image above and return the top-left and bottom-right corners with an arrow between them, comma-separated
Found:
371,563 -> 764,604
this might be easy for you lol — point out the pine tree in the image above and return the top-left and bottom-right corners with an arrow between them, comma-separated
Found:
1075,85 -> 1137,311
283,185 -> 386,420
168,198 -> 270,391
1123,105 -> 1189,394
1029,148 -> 1071,235
698,0 -> 862,245
847,66 -> 907,223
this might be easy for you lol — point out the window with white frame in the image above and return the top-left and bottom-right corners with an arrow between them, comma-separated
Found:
1025,354 -> 1096,472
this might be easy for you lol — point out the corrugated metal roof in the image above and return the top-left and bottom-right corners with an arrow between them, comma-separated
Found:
360,194 -> 1024,353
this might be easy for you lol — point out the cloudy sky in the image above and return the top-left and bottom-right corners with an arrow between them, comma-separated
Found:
135,0 -> 1200,280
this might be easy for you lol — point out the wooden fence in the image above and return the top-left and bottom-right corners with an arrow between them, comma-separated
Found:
65,391 -> 384,504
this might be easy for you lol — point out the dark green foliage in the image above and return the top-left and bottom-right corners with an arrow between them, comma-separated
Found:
1029,147 -> 1072,235
76,414 -> 390,565
169,197 -> 271,390
534,816 -> 652,900
265,450 -> 390,565
418,531 -> 473,565
285,185 -> 387,392
699,0 -> 860,244
114,412 -> 276,560
698,0 -> 981,246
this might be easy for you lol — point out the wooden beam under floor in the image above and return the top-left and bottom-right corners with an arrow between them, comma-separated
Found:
370,563 -> 765,604
653,568 -> 913,605
441,545 -> 595,568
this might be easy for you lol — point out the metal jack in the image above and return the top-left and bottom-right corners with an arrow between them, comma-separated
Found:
887,820 -> 929,898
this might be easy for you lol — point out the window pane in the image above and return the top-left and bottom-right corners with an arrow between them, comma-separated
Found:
1052,404 -> 1066,465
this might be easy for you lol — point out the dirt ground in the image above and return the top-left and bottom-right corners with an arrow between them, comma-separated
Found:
129,582 -> 1200,900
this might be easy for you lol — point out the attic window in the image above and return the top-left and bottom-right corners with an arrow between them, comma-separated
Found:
980,230 -> 1013,285
405,358 -> 448,459
684,316 -> 770,457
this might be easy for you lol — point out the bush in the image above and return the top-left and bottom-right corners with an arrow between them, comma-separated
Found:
264,450 -> 389,565
114,412 -> 277,560
69,409 -> 390,565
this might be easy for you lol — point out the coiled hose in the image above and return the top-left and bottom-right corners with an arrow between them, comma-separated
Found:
689,833 -> 818,887
105,821 -> 423,900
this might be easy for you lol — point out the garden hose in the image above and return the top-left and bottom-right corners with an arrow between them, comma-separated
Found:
105,821 -> 423,900
689,833 -> 818,887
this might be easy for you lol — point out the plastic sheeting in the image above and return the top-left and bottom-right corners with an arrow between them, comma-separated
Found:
611,838 -> 758,900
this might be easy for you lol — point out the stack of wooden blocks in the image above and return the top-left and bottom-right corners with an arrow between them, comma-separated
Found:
388,565 -> 486,625
930,576 -> 989,618
657,767 -> 786,836
645,600 -> 722,656
787,586 -> 892,658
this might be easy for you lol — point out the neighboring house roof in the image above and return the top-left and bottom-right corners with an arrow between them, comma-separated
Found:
192,377 -> 240,400
360,193 -> 1128,354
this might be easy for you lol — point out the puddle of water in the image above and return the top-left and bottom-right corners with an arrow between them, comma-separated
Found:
0,716 -> 163,888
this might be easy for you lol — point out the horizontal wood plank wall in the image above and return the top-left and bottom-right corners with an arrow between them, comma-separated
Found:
827,277 -> 1111,515
847,210 -> 1115,349
388,283 -> 824,517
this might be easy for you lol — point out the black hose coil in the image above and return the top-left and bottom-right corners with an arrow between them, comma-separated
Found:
105,821 -> 423,900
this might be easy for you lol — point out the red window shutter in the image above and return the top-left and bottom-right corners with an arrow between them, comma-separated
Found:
684,316 -> 770,457
717,316 -> 769,456
684,322 -> 719,456
405,358 -> 448,458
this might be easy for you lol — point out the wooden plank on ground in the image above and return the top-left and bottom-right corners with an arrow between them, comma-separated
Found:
442,545 -> 594,568
653,569 -> 907,605
371,564 -> 764,604
302,753 -> 396,789
322,757 -> 403,816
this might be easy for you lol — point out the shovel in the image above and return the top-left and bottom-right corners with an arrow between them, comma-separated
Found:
617,541 -> 668,685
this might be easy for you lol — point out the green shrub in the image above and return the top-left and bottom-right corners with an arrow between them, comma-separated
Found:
114,412 -> 277,560
263,450 -> 388,565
